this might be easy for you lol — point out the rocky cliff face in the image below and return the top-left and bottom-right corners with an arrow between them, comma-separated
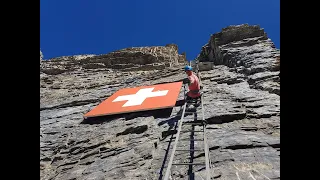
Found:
197,24 -> 280,95
40,25 -> 280,180
40,44 -> 186,76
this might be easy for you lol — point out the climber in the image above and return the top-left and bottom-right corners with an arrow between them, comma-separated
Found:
183,65 -> 201,103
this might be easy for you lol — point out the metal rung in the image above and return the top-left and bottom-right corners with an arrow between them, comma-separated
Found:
183,121 -> 204,123
186,103 -> 201,106
184,121 -> 206,124
182,123 -> 205,126
184,111 -> 196,113
186,100 -> 199,102
186,105 -> 201,107
172,163 -> 205,166
180,130 -> 203,132
184,112 -> 198,114
185,106 -> 202,109
184,113 -> 196,115
180,139 -> 204,141
176,149 -> 203,152
185,120 -> 206,122
186,99 -> 201,102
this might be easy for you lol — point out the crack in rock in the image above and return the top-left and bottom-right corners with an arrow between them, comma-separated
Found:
206,112 -> 247,124
116,125 -> 148,136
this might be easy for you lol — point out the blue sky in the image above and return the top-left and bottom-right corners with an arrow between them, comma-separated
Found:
40,0 -> 280,60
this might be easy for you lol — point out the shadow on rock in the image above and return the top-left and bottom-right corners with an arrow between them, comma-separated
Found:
206,113 -> 246,124
81,108 -> 173,125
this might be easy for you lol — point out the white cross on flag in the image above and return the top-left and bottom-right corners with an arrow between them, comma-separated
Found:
84,82 -> 183,118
